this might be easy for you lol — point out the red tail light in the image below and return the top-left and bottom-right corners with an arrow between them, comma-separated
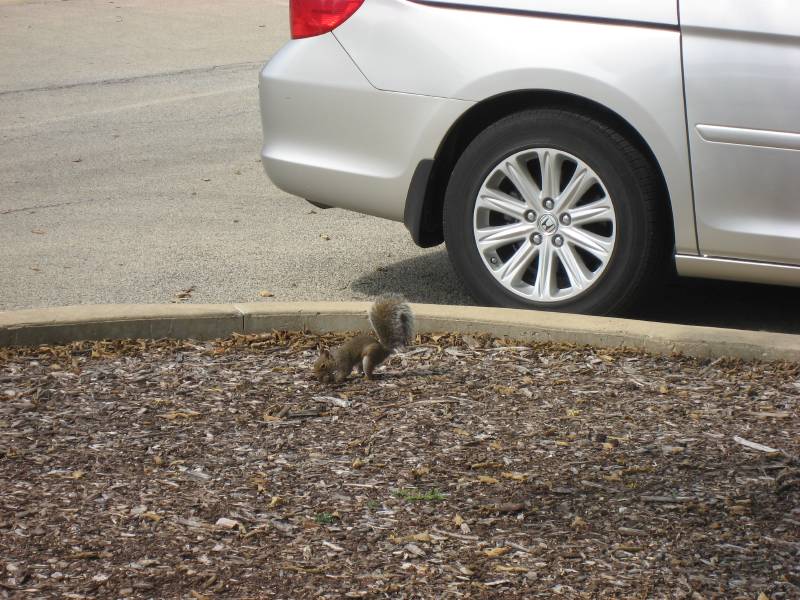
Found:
290,0 -> 365,39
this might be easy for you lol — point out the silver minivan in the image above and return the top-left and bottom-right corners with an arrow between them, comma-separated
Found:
260,0 -> 800,314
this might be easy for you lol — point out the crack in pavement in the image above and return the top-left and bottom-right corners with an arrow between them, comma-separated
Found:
0,197 -> 101,215
0,60 -> 263,97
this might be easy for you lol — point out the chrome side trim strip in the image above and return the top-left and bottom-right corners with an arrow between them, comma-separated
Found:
675,254 -> 800,288
695,124 -> 800,152
406,1 -> 679,31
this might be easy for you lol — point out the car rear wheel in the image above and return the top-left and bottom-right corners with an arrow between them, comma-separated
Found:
443,109 -> 666,315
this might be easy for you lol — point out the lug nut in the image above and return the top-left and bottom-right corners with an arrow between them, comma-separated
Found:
543,198 -> 554,210
553,235 -> 564,247
524,210 -> 536,223
560,213 -> 571,225
530,233 -> 543,245
490,257 -> 498,264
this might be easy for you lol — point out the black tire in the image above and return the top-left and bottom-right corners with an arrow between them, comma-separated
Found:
443,108 -> 667,315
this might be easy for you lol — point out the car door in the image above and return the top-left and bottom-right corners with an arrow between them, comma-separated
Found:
680,0 -> 800,265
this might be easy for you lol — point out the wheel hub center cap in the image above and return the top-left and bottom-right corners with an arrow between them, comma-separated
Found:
538,213 -> 559,235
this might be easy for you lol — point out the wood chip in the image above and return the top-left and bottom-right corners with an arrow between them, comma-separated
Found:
733,436 -> 781,454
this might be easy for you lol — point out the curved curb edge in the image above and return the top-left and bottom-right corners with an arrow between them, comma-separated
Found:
0,301 -> 797,362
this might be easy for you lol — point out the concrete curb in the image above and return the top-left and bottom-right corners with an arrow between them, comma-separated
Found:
0,302 -> 798,362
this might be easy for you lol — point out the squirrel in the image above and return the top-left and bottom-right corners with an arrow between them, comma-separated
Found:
314,294 -> 415,383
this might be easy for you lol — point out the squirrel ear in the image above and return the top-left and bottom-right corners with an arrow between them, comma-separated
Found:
319,348 -> 331,358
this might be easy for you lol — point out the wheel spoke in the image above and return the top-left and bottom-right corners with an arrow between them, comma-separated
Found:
498,241 -> 537,286
539,150 -> 561,201
569,197 -> 614,226
500,158 -> 541,206
534,241 -> 555,300
556,243 -> 592,291
475,222 -> 531,253
476,189 -> 528,221
555,166 -> 596,212
561,227 -> 613,261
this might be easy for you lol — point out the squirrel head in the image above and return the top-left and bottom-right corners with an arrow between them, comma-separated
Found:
313,348 -> 336,383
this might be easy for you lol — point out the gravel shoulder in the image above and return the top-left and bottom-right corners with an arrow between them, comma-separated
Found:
1,332 -> 799,598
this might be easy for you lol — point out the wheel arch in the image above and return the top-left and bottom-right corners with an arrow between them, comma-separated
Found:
405,90 -> 675,251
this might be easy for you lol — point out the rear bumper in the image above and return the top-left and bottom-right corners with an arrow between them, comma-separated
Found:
259,34 -> 471,222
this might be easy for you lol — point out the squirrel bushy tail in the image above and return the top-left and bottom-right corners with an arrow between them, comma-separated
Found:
368,294 -> 414,350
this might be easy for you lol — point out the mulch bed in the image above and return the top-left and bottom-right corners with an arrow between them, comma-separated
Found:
1,331 -> 799,599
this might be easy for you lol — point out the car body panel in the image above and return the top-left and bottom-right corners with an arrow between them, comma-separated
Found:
259,0 -> 800,290
334,0 -> 696,253
680,0 -> 800,265
259,34 -> 471,221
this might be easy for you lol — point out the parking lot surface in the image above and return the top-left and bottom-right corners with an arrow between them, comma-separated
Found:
1,0 -> 798,333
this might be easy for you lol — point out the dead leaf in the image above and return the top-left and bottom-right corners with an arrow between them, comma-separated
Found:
216,517 -> 240,529
462,334 -> 480,349
67,470 -> 85,479
173,286 -> 195,301
269,496 -> 284,508
493,385 -> 516,395
484,547 -> 510,558
453,514 -> 464,526
391,532 -> 432,544
748,411 -> 791,419
141,511 -> 161,522
411,466 -> 429,478
571,516 -> 588,530
160,410 -> 201,420
478,475 -> 499,484
31,229 -> 46,235
501,471 -> 527,482
471,461 -> 502,469
259,290 -> 274,298
320,233 -> 331,240
494,502 -> 526,513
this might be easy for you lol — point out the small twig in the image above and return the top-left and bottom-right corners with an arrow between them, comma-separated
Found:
733,436 -> 781,454
505,541 -> 532,554
431,526 -> 480,541
313,395 -> 352,408
640,495 -> 695,503
321,541 -> 345,552
286,409 -> 326,419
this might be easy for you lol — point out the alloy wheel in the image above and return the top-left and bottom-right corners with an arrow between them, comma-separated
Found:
472,148 -> 617,302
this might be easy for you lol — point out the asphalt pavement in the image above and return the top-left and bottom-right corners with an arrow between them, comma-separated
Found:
1,0 -> 798,333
